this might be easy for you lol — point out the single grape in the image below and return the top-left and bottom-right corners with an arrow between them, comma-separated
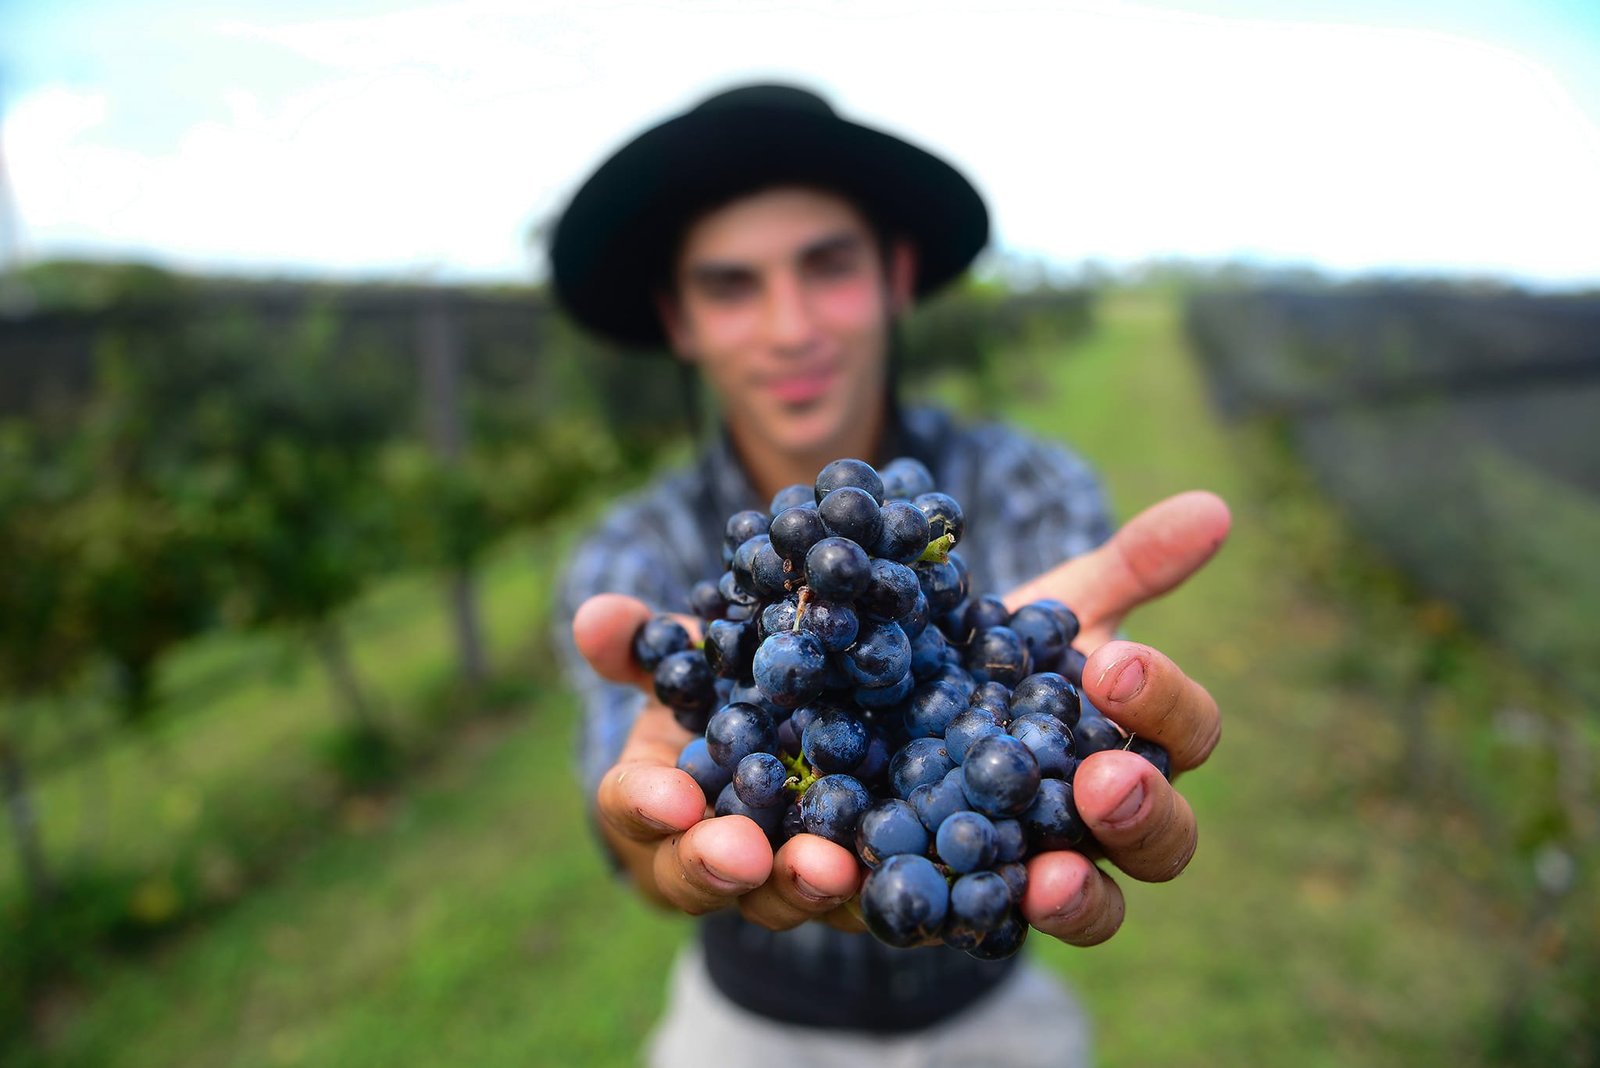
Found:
842,620 -> 912,688
676,737 -> 732,802
860,854 -> 948,948
1020,777 -> 1088,850
724,509 -> 770,555
871,499 -> 933,564
909,767 -> 969,835
1009,672 -> 1081,730
804,537 -> 872,602
949,870 -> 1012,936
752,630 -> 828,708
769,505 -> 828,565
1129,735 -> 1173,780
705,702 -> 778,770
801,707 -> 870,773
855,798 -> 930,868
1009,712 -> 1078,779
797,599 -> 858,652
770,483 -> 814,516
964,625 -> 1030,687
944,705 -> 1006,763
880,457 -> 936,500
936,810 -> 999,873
632,616 -> 692,671
799,774 -> 871,846
818,486 -> 884,547
1007,603 -> 1068,668
703,618 -> 756,680
854,671 -> 914,708
903,679 -> 970,740
889,737 -> 956,798
815,458 -> 885,505
1073,713 -> 1126,756
961,594 -> 1011,637
734,751 -> 791,808
715,781 -> 786,844
653,650 -> 717,718
912,491 -> 965,546
961,734 -> 1042,818
857,559 -> 920,623
966,912 -> 1028,960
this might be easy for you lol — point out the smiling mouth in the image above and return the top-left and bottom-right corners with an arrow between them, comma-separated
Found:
766,366 -> 838,405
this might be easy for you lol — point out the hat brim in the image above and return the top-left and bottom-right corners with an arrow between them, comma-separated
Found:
550,97 -> 989,349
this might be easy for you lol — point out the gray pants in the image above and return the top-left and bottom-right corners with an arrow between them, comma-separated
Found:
647,945 -> 1092,1068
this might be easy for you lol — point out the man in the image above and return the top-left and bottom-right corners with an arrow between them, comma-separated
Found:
551,84 -> 1228,1064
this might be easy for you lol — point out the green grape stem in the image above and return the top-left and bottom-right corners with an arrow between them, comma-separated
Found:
918,532 -> 957,564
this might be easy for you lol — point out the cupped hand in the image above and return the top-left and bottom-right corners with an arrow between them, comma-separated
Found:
1004,490 -> 1231,945
574,593 -> 865,931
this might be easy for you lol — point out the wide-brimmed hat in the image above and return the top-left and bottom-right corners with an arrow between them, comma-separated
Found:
548,83 -> 989,349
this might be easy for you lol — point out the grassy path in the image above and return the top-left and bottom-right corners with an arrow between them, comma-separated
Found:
14,289 -> 1546,1066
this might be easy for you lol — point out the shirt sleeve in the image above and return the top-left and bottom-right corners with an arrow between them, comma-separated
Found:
552,501 -> 697,804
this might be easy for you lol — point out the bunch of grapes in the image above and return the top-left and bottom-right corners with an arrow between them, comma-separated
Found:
633,458 -> 1169,960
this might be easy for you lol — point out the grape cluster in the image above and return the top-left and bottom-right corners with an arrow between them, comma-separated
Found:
634,457 -> 1170,959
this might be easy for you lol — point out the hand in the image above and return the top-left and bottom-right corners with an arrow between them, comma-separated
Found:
1004,490 -> 1231,945
573,594 -> 865,931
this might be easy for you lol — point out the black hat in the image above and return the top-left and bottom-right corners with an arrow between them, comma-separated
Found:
548,83 -> 989,349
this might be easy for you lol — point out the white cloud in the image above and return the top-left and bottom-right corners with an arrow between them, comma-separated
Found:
5,1 -> 1599,283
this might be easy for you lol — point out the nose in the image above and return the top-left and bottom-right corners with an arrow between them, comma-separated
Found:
764,271 -> 818,355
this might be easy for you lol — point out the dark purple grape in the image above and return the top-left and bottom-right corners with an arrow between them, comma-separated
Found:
851,733 -> 891,785
916,556 -> 968,616
912,491 -> 964,546
903,679 -> 969,740
995,860 -> 1028,905
1021,777 -> 1088,851
749,538 -> 792,598
909,767 -> 968,834
967,912 -> 1028,960
857,559 -> 920,623
761,598 -> 798,638
752,630 -> 828,708
770,483 -> 814,516
804,537 -> 872,602
1031,598 -> 1081,644
718,569 -> 757,608
703,618 -> 756,680
1129,736 -> 1173,780
889,737 -> 955,798
797,599 -> 858,652
961,734 -> 1042,818
1060,646 -> 1088,687
871,500 -> 931,564
801,707 -> 870,772
970,681 -> 1012,722
633,617 -> 692,670
855,798 -> 930,868
734,751 -> 791,808
899,590 -> 930,640
854,671 -> 914,708
880,457 -> 935,500
949,870 -> 1011,937
727,678 -> 786,719
909,625 -> 952,681
715,781 -> 786,843
769,505 -> 828,565
1073,713 -> 1126,756
653,649 -> 717,718
724,509 -> 770,556
860,854 -> 948,948
677,737 -> 732,803
962,595 -> 1011,637
818,486 -> 884,547
964,625 -> 1030,687
1008,603 -> 1068,667
936,810 -> 999,873
842,620 -> 911,688
992,819 -> 1026,863
799,774 -> 870,846
705,702 -> 778,770
1009,713 -> 1078,780
1009,672 -> 1081,730
944,705 -> 1006,763
815,458 -> 884,505
689,579 -> 729,622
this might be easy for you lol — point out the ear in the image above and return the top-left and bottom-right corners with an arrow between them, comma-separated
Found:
887,239 -> 917,315
655,291 -> 698,364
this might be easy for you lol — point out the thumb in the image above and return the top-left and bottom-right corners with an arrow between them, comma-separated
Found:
1007,491 -> 1231,638
573,593 -> 659,690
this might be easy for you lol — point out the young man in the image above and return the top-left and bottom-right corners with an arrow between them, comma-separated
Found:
551,84 -> 1229,1064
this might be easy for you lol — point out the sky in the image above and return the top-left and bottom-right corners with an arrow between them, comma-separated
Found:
3,0 -> 1600,287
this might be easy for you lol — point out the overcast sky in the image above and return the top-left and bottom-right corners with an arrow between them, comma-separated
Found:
4,0 -> 1600,286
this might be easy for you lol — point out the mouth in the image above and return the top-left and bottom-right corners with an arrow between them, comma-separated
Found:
765,364 -> 840,406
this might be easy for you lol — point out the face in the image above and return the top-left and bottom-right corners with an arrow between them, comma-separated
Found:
660,187 -> 914,467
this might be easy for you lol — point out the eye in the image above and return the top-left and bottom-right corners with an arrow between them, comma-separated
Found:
808,246 -> 863,279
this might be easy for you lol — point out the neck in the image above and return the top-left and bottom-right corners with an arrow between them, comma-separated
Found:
727,404 -> 890,505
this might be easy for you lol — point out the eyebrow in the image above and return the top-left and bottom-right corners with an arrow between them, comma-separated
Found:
682,230 -> 868,288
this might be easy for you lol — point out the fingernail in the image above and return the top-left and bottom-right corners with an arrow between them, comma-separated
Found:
794,874 -> 837,903
1105,657 -> 1146,704
700,862 -> 749,893
1049,881 -> 1088,922
1105,780 -> 1145,825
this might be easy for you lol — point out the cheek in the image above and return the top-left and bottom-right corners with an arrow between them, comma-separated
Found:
815,284 -> 887,348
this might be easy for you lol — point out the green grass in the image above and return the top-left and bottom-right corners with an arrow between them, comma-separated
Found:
8,288 -> 1595,1066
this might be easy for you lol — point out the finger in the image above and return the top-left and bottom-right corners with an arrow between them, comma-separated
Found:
1005,491 -> 1231,639
598,761 -> 707,843
737,833 -> 862,930
1021,849 -> 1126,946
573,593 -> 702,691
1083,641 -> 1221,772
653,815 -> 775,914
1073,750 -> 1198,883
